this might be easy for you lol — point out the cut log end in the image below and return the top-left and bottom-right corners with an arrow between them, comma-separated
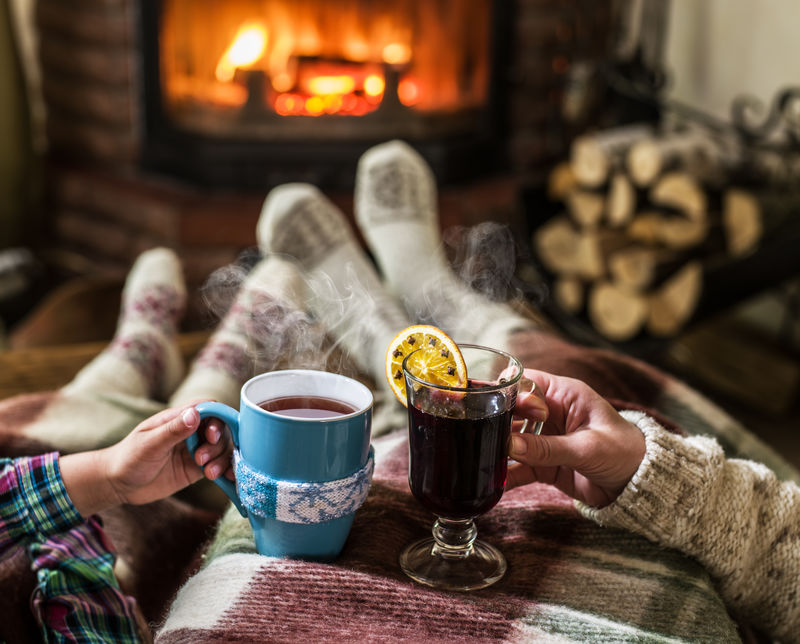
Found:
567,189 -> 605,227
547,162 -> 578,201
571,139 -> 609,188
627,139 -> 662,187
723,189 -> 762,257
533,216 -> 605,280
650,172 -> 707,220
553,276 -> 584,314
647,261 -> 703,337
588,282 -> 647,341
607,173 -> 636,227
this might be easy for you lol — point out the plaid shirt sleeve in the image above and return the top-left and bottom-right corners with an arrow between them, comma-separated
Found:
1,454 -> 144,643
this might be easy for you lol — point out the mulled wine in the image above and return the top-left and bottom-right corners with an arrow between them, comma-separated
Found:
259,395 -> 357,419
399,343 -> 525,591
407,388 -> 512,520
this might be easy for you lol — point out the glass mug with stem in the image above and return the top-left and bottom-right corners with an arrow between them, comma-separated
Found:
399,343 -> 542,591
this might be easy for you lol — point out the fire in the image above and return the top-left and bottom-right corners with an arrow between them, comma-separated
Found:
305,75 -> 356,96
364,75 -> 385,97
162,0 -> 491,120
382,43 -> 411,66
215,22 -> 269,83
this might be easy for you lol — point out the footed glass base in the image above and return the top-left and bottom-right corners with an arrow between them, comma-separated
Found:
399,535 -> 506,591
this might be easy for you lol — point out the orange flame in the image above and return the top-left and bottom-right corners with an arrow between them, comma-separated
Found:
215,22 -> 269,82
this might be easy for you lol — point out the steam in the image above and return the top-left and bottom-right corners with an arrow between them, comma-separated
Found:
199,251 -> 383,382
444,221 -> 519,302
301,262 -> 409,380
200,253 -> 331,375
197,221 -> 544,386
393,221 -> 546,346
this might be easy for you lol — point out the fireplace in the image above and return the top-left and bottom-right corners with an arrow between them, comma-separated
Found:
35,0 -> 615,301
140,0 -> 508,188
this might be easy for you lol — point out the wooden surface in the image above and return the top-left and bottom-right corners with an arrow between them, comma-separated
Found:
0,331 -> 210,399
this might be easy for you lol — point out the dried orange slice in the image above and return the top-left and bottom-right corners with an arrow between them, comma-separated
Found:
385,325 -> 467,406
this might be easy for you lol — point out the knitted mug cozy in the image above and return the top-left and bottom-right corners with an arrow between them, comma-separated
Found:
234,448 -> 375,524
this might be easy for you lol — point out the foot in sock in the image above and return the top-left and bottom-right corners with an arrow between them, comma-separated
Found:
170,255 -> 315,409
354,139 -> 535,350
257,183 -> 411,384
65,248 -> 186,400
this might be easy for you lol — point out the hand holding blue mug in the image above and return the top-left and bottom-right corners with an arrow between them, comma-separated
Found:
185,369 -> 374,561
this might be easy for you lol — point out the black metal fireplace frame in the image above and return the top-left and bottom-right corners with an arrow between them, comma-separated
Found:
138,1 -> 512,190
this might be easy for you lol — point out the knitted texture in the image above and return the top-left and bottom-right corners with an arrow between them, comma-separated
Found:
579,410 -> 800,642
353,140 -> 535,350
66,248 -> 186,401
170,256 -> 312,409
233,448 -> 374,523
258,183 -> 411,387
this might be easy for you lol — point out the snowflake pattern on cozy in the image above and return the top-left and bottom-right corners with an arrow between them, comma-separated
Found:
234,448 -> 375,524
121,285 -> 185,336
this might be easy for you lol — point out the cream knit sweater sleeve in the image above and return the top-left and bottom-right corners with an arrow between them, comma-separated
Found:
578,410 -> 800,642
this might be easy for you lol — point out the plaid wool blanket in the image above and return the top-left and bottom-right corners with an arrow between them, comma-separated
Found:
0,329 -> 796,642
156,330 -> 798,643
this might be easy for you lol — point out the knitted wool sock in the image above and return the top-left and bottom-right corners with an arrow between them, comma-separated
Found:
354,140 -> 535,351
257,183 -> 411,385
169,255 -> 313,409
64,248 -> 186,400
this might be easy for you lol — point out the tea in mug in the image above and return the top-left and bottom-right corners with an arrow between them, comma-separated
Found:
259,396 -> 357,419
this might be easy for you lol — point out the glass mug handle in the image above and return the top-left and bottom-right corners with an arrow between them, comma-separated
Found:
185,401 -> 247,517
518,378 -> 544,435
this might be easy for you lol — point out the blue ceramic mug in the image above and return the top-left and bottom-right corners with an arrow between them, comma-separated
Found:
186,369 -> 374,561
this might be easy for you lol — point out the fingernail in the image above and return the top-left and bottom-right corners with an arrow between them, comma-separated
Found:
198,452 -> 210,466
510,434 -> 527,456
210,427 -> 221,444
206,465 -> 219,479
182,408 -> 195,426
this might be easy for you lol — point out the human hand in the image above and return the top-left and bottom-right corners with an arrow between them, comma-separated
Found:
61,402 -> 234,517
507,369 -> 646,508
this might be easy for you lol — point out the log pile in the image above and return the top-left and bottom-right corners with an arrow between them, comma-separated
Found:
533,122 -> 800,342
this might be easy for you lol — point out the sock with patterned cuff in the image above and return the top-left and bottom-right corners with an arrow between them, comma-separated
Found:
64,247 -> 186,400
169,255 -> 313,409
257,183 -> 412,386
354,139 -> 535,351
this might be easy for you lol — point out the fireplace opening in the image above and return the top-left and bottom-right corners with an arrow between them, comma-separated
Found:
140,0 -> 508,189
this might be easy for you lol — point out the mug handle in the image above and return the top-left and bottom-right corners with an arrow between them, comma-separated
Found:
186,401 -> 247,517
518,378 -> 544,436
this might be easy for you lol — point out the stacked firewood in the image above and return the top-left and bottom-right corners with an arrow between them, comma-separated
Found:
532,122 -> 800,342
